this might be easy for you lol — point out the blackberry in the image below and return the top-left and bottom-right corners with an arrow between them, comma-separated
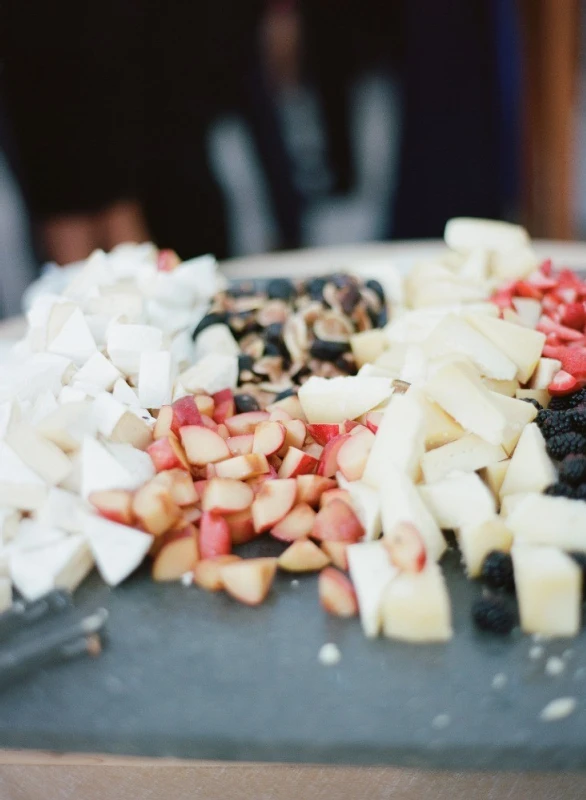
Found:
559,454 -> 586,485
234,393 -> 260,413
569,552 -> 586,599
472,597 -> 516,634
574,483 -> 586,501
544,482 -> 578,499
549,388 -> 586,411
305,277 -> 327,301
545,432 -> 586,461
567,407 -> 586,433
480,551 -> 515,592
536,410 -> 572,438
521,397 -> 543,411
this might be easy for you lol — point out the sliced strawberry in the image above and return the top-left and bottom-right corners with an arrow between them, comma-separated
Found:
560,302 -> 586,331
543,346 -> 586,378
557,287 -> 579,305
515,280 -> 543,300
491,288 -> 515,310
548,370 -> 580,396
537,316 -> 584,342
539,258 -> 553,277
526,271 -> 558,290
542,292 -> 564,315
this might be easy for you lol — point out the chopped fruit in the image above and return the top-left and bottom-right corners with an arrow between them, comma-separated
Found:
169,396 -> 203,435
548,370 -> 580,396
459,518 -> 513,578
225,508 -> 256,545
320,541 -> 349,571
306,423 -> 340,446
215,453 -> 269,481
252,421 -> 286,456
225,411 -> 270,436
193,555 -> 241,591
537,316 -> 584,342
179,425 -> 231,465
227,434 -> 254,456
153,405 -> 174,439
202,478 -> 254,514
132,481 -> 182,536
318,567 -> 358,617
212,388 -> 235,424
180,505 -> 202,526
216,424 -> 229,439
560,302 -> 586,330
269,408 -> 293,423
559,454 -> 586,485
157,248 -> 180,271
481,551 -> 515,592
271,502 -> 317,541
200,414 -> 219,431
472,597 -> 516,634
543,346 -> 586,379
278,447 -> 319,479
251,478 -> 297,533
246,467 -> 278,495
365,411 -> 383,434
383,521 -> 427,573
303,443 -> 324,460
336,427 -> 375,482
347,541 -> 397,637
220,557 -> 278,605
296,475 -> 337,507
89,489 -> 135,526
266,394 -> 306,421
312,499 -> 364,543
152,468 -> 199,506
546,432 -> 586,461
317,434 -> 352,478
199,511 -> 232,558
278,539 -> 330,572
363,393 -> 424,487
278,419 -> 307,454
147,436 -> 190,472
319,488 -> 352,508
381,563 -> 453,642
152,525 -> 199,582
194,394 -> 215,417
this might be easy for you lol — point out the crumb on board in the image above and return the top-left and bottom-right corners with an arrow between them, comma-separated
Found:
291,580 -> 300,588
492,673 -> 508,690
545,656 -> 565,677
432,714 -> 451,730
318,643 -> 341,666
181,571 -> 193,587
539,697 -> 577,722
529,645 -> 544,660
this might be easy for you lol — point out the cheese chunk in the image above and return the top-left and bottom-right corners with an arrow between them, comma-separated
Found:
347,541 -> 396,638
381,563 -> 452,642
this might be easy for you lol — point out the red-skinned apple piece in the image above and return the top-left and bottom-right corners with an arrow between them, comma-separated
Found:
215,453 -> 269,481
318,567 -> 358,617
277,419 -> 307,456
89,489 -> 135,526
225,508 -> 257,545
200,414 -> 219,431
152,524 -> 199,581
320,541 -> 349,571
271,502 -> 317,541
383,521 -> 427,573
312,499 -> 364,543
170,396 -> 203,435
180,425 -> 231,465
336,427 -> 375,482
157,248 -> 181,272
247,466 -> 278,495
152,468 -> 199,506
306,423 -> 340,446
153,405 -> 173,439
303,442 -> 324,460
296,475 -> 337,507
277,539 -> 330,572
343,420 -> 362,433
193,555 -> 241,591
317,434 -> 352,477
132,481 -> 182,536
202,478 -> 254,514
212,389 -> 235,424
319,488 -> 352,508
269,408 -> 292,422
365,411 -> 383,434
227,434 -> 254,456
278,447 -> 318,479
219,557 -> 278,605
178,504 -> 202,527
225,411 -> 270,436
147,435 -> 191,472
199,511 -> 232,559
194,394 -> 215,418
266,395 -> 306,421
252,421 -> 286,456
251,478 -> 297,533
216,424 -> 230,440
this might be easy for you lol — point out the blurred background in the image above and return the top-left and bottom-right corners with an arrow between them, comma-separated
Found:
0,0 -> 583,317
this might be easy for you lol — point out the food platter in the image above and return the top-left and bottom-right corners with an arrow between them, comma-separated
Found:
2,236 -> 586,768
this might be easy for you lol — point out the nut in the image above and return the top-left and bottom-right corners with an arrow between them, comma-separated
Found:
313,311 -> 354,343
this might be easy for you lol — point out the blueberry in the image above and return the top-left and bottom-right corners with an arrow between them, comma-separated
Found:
267,278 -> 296,302
192,312 -> 228,340
234,393 -> 260,413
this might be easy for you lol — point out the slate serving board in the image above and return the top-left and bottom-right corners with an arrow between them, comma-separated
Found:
0,535 -> 585,770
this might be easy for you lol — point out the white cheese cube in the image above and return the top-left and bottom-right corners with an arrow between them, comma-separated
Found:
0,508 -> 20,544
0,400 -> 21,439
178,354 -> 239,395
138,351 -> 174,409
363,392 -> 424,487
29,390 -> 59,426
83,513 -> 152,586
47,307 -> 98,366
91,392 -> 152,449
489,392 -> 538,454
381,563 -> 452,642
58,385 -> 89,404
36,401 -> 95,452
192,324 -> 240,360
36,487 -> 86,534
72,352 -> 121,393
465,314 -> 545,383
84,292 -> 144,322
103,441 -> 155,486
10,535 -> 93,601
80,437 -> 141,499
499,492 -> 532,518
5,423 -> 72,486
13,518 -> 67,551
347,541 -> 397,638
0,442 -> 47,511
459,517 -> 513,577
106,323 -> 163,375
419,472 -> 495,531
499,423 -> 556,497
112,378 -> 140,407
444,217 -> 529,253
508,494 -> 586,551
421,434 -> 507,484
479,459 -> 510,501
482,378 -> 519,397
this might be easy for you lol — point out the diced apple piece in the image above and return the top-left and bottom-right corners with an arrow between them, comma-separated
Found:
530,357 -> 562,390
312,499 -> 364,543
193,555 -> 241,591
512,296 -> 542,328
350,329 -> 389,367
278,539 -> 330,572
202,478 -> 254,514
199,511 -> 232,558
251,478 -> 297,533
479,459 -> 510,501
298,376 -> 393,424
336,427 -> 375,482
320,488 -> 352,508
459,517 -> 513,577
362,393 -> 424,488
271,503 -> 316,541
419,472 -> 495,531
335,474 -> 382,542
347,540 -> 397,637
278,419 -> 307,455
200,415 -> 219,432
83,513 -> 152,587
306,423 -> 341,446
278,447 -> 319,479
303,442 -> 324,461
317,434 -> 351,478
152,468 -> 198,506
320,540 -> 349,571
420,434 -> 507,484
147,435 -> 190,472
383,521 -> 427,572
252,421 -> 286,456
465,313 -> 545,383
512,545 -> 581,637
499,423 -> 555,498
194,394 -> 215,417
89,489 -> 135,526
225,411 -> 270,436
227,434 -> 254,456
219,557 -> 278,605
225,508 -> 256,545
212,388 -> 235,424
6,423 -> 72,486
380,466 -> 446,561
132,481 -> 182,536
152,526 -> 199,581
215,454 -> 269,481
381,562 -> 452,642
296,475 -> 337,507
170,396 -> 203,435
507,494 -> 586,550
266,394 -> 306,421
180,425 -> 230,466
318,567 -> 358,616
153,405 -> 174,439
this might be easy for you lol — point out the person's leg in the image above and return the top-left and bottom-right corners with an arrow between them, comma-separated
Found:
98,201 -> 150,251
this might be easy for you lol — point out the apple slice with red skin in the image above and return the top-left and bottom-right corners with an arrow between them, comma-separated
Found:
178,504 -> 202,527
152,468 -> 199,506
147,435 -> 190,472
205,463 -> 217,479
225,508 -> 257,545
277,419 -> 307,457
269,408 -> 292,423
227,434 -> 254,456
319,488 -> 352,508
278,447 -> 319,479
271,502 -> 317,541
336,427 -> 375,482
312,499 -> 364,543
89,489 -> 135,526
199,414 -> 219,432
319,567 -> 358,617
247,466 -> 278,495
202,478 -> 254,514
252,421 -> 286,456
153,405 -> 174,439
194,394 -> 214,418
320,541 -> 349,571
212,388 -> 236,424
306,423 -> 340,446
180,425 -> 231,466
278,539 -> 330,572
251,478 -> 297,533
266,395 -> 306,421
193,479 -> 208,496
303,442 -> 323,460
383,521 -> 427,573
199,511 -> 232,559
215,453 -> 269,481
219,557 -> 278,605
152,524 -> 199,581
170,396 -> 203,435
132,481 -> 182,536
225,411 -> 270,436
296,475 -> 336,507
317,434 -> 352,478
193,555 -> 241,591
216,424 -> 229,440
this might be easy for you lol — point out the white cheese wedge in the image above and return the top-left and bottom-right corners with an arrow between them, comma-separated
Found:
347,541 -> 397,637
192,324 -> 240,360
0,442 -> 47,510
444,217 -> 529,253
83,514 -> 152,586
91,392 -> 152,449
465,314 -> 545,383
482,378 -> 519,397
5,423 -> 72,486
13,518 -> 67,551
362,392 -> 424,487
103,441 -> 155,486
491,245 -> 538,281
499,423 -> 556,498
36,487 -> 86,534
178,353 -> 238,395
381,563 -> 452,642
499,492 -> 532,518
459,517 -> 513,577
72,351 -> 121,393
106,323 -> 163,375
172,382 -> 190,402
0,578 -> 11,613
138,351 -> 174,409
36,401 -> 95,452
412,391 -> 464,451
112,378 -> 140,407
479,459 -> 510,501
297,375 -> 394,424
419,473 -> 495,531
58,385 -> 88,404
80,437 -> 141,499
379,466 -> 446,561
62,249 -> 114,300
512,545 -> 581,637
489,392 -> 538,454
0,354 -> 73,404
47,307 -> 97,366
385,304 -> 498,345
459,248 -> 489,281
10,534 -> 93,601
336,473 -> 381,541
508,494 -> 586,551
421,434 -> 507,484
529,358 -> 562,390
29,390 -> 59,426
170,329 -> 196,371
0,508 -> 20,545
515,389 -> 550,408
